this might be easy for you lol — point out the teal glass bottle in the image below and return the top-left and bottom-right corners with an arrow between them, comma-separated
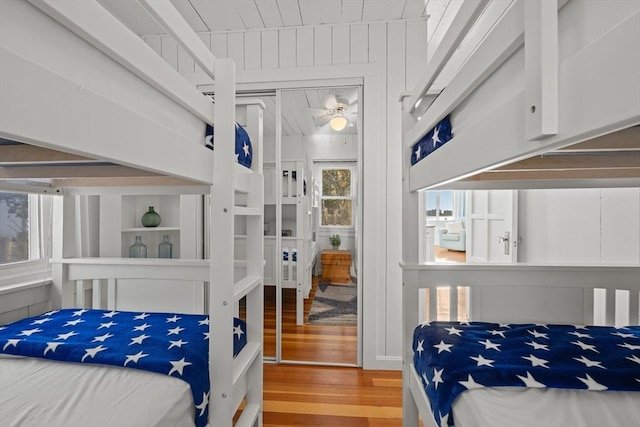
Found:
141,206 -> 161,227
129,236 -> 147,258
158,235 -> 172,259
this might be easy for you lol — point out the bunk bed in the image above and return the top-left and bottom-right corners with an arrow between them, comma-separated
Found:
263,160 -> 318,325
0,1 -> 263,426
400,1 -> 640,426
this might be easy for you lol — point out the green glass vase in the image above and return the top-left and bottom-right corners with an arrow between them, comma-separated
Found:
129,236 -> 147,258
141,206 -> 161,227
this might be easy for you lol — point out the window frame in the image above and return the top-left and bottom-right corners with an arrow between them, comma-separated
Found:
426,190 -> 458,222
0,193 -> 52,289
318,163 -> 356,229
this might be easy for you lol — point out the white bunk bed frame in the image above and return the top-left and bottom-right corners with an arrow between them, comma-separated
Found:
0,1 -> 263,426
400,0 -> 640,426
264,160 -> 318,325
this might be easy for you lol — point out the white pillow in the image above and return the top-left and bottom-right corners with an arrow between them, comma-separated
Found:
446,221 -> 464,233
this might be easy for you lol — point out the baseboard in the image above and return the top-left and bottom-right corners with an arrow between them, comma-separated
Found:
375,355 -> 402,370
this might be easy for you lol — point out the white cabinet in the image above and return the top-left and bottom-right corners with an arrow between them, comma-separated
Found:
100,194 -> 202,259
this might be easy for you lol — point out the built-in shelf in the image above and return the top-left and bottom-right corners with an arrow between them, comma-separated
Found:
122,227 -> 181,233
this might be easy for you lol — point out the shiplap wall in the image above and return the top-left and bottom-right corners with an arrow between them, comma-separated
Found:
145,19 -> 428,369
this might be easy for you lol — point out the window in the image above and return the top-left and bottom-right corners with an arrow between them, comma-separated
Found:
320,166 -> 354,227
426,191 -> 455,221
0,192 -> 31,265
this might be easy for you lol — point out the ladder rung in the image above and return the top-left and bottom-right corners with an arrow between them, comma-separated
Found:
234,207 -> 262,216
234,403 -> 260,427
233,342 -> 261,386
234,275 -> 262,300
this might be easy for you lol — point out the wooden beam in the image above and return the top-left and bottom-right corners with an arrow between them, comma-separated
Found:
0,144 -> 96,164
558,126 -> 640,152
0,165 -> 163,180
493,152 -> 640,171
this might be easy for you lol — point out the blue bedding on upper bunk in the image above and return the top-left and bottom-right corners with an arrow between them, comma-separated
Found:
413,321 -> 640,427
0,309 -> 247,427
205,123 -> 252,168
410,116 -> 452,165
283,249 -> 297,261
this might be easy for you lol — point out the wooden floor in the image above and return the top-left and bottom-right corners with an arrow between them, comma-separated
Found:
263,363 -> 403,426
264,276 -> 357,364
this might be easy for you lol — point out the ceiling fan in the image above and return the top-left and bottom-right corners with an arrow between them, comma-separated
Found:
309,94 -> 358,131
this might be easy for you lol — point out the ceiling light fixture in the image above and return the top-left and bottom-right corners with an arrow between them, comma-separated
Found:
329,114 -> 348,131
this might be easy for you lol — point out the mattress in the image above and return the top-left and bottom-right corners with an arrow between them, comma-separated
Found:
0,309 -> 247,427
0,356 -> 195,427
413,321 -> 640,426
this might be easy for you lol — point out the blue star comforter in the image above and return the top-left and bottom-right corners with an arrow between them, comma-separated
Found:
413,321 -> 640,427
0,309 -> 247,427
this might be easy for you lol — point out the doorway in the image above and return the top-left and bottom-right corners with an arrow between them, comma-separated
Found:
252,84 -> 362,366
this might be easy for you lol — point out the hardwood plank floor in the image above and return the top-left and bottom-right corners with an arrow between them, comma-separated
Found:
263,363 -> 403,426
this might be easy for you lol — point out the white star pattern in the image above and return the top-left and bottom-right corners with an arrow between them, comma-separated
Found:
432,126 -> 441,147
525,341 -> 549,351
72,309 -> 88,317
235,153 -> 239,163
98,321 -> 117,329
31,317 -> 53,325
166,315 -> 182,323
102,311 -> 119,318
626,354 -> 640,365
570,331 -> 592,339
81,345 -> 107,362
421,372 -> 430,387
522,354 -> 550,368
55,331 -> 78,341
3,339 -> 21,351
234,325 -> 244,339
124,351 -> 149,366
528,330 -> 548,339
414,145 -> 422,160
470,354 -> 494,367
577,374 -> 607,391
439,412 -> 449,426
242,142 -> 250,157
43,310 -> 60,316
445,326 -> 462,336
432,368 -> 444,390
169,339 -> 188,349
92,332 -> 114,343
133,323 -> 151,332
64,319 -> 85,326
195,392 -> 209,417
517,372 -> 545,388
572,341 -> 599,352
198,318 -> 209,326
619,342 -> 640,351
415,340 -> 424,356
133,313 -> 150,320
488,329 -> 506,338
43,342 -> 62,355
18,328 -> 42,337
499,323 -> 512,328
168,357 -> 192,376
129,334 -> 150,345
478,339 -> 501,351
574,355 -> 605,369
168,326 -> 185,336
203,332 -> 210,340
459,374 -> 484,389
434,340 -> 454,354
612,331 -> 635,339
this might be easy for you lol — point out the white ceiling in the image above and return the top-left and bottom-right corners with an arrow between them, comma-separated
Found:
97,0 -> 457,137
99,0 -> 432,35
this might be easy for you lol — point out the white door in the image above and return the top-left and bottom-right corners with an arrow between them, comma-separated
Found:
466,190 -> 518,263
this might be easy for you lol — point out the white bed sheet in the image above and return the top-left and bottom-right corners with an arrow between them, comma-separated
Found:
0,356 -> 195,427
452,387 -> 640,427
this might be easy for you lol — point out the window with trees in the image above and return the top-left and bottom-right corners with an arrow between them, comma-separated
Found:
0,192 -> 30,265
320,166 -> 354,227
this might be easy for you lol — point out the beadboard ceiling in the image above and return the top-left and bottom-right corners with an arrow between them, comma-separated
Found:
97,0 -> 461,137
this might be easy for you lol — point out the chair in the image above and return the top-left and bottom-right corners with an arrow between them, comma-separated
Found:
437,221 -> 466,251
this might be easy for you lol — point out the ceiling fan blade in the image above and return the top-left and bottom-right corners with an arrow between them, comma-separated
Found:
321,94 -> 338,110
307,108 -> 329,117
314,115 -> 332,127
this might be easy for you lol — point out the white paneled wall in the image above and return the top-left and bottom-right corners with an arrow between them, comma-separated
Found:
518,188 -> 640,264
146,19 -> 428,369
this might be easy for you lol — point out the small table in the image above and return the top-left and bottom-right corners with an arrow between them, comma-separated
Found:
321,250 -> 352,284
